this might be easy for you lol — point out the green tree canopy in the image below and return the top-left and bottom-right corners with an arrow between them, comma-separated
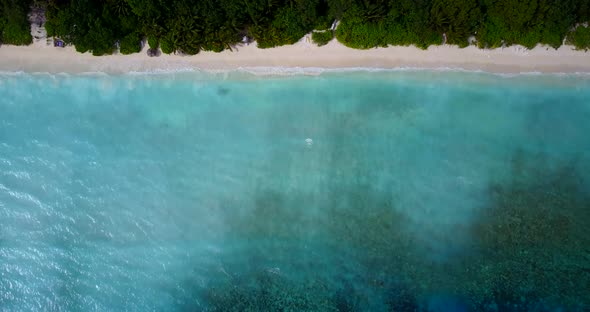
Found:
7,0 -> 586,53
0,0 -> 33,45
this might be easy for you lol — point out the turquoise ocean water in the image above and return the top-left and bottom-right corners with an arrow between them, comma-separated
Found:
1,70 -> 589,311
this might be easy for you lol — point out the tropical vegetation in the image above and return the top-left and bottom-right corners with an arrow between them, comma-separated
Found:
568,25 -> 590,50
311,30 -> 333,46
0,0 -> 33,45
1,0 -> 590,54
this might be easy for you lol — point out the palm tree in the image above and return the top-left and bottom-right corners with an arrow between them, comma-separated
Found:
108,0 -> 129,17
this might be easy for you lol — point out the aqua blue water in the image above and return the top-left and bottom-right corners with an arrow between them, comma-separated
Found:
1,71 -> 589,311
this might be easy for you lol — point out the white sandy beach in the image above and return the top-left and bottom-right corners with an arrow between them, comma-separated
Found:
1,33 -> 589,74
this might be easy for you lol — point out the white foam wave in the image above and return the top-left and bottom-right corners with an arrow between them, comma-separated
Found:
3,66 -> 590,79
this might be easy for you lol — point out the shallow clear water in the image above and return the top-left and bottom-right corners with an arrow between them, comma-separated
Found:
1,71 -> 589,311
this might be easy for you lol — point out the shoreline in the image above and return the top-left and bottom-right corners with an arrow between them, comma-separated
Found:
1,37 -> 590,75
